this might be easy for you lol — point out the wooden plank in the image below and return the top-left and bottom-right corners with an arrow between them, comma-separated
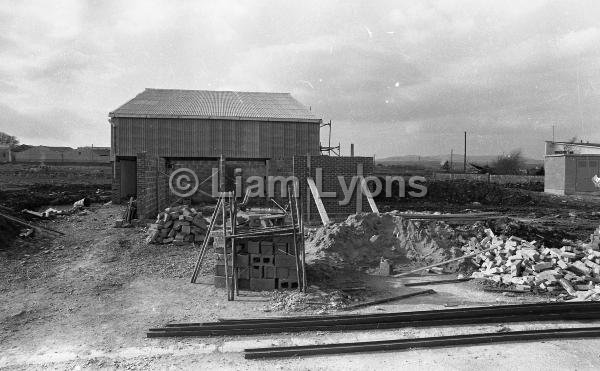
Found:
307,177 -> 330,225
360,177 -> 379,213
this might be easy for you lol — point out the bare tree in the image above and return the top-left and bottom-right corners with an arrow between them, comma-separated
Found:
0,132 -> 19,147
491,150 -> 525,175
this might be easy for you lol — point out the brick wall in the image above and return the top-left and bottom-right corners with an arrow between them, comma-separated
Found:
134,154 -> 374,221
111,160 -> 121,204
136,153 -> 167,219
293,155 -> 374,222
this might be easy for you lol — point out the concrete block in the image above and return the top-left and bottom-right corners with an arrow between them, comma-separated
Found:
215,265 -> 232,276
236,254 -> 250,267
277,279 -> 299,290
235,242 -> 247,254
250,254 -> 262,265
248,241 -> 260,254
250,278 -> 276,291
250,265 -> 263,278
264,266 -> 276,279
274,242 -> 288,255
276,267 -> 289,279
261,255 -> 275,266
287,269 -> 298,280
238,279 -> 251,290
237,267 -> 250,279
533,262 -> 553,272
275,255 -> 297,267
260,241 -> 274,255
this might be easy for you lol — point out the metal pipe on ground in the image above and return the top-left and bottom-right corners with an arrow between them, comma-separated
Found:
166,301 -> 600,326
244,326 -> 600,359
148,311 -> 600,338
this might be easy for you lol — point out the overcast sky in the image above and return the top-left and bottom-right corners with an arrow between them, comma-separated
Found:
1,0 -> 599,158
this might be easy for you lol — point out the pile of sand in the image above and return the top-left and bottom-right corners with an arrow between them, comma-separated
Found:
305,212 -> 486,273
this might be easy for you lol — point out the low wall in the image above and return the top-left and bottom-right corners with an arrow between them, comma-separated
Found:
430,173 -> 544,184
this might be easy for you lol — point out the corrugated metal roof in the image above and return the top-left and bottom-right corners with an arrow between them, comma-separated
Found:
109,89 -> 321,122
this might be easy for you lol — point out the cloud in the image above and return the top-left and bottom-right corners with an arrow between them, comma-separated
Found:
0,0 -> 600,157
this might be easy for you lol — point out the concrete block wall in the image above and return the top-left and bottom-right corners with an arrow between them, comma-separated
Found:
544,156 -> 566,195
214,236 -> 299,291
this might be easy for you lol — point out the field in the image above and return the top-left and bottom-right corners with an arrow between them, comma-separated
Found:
0,163 -> 111,190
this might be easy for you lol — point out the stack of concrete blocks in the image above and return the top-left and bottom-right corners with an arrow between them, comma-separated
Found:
213,235 -> 299,291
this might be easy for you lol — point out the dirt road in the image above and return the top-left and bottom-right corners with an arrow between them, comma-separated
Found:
2,205 -> 600,370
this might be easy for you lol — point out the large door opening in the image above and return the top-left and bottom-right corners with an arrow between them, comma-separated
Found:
120,159 -> 137,200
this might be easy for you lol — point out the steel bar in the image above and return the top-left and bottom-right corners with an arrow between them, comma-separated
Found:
342,289 -> 435,310
244,326 -> 600,359
287,185 -> 301,292
165,301 -> 600,327
404,278 -> 473,287
148,311 -> 600,338
190,195 -> 222,283
392,244 -> 499,277
395,212 -> 502,220
225,227 -> 299,239
230,196 -> 238,298
221,194 -> 231,301
294,183 -> 307,292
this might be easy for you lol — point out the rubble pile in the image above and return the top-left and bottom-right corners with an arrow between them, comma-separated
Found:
306,212 -> 486,272
467,226 -> 600,300
146,205 -> 208,245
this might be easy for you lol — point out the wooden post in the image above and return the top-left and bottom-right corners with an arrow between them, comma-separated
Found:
288,185 -> 302,292
230,195 -> 238,297
219,154 -> 225,192
356,163 -> 363,214
306,154 -> 311,224
221,193 -> 232,301
463,131 -> 467,173
294,183 -> 307,291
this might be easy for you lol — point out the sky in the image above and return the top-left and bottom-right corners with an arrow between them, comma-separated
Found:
1,0 -> 599,159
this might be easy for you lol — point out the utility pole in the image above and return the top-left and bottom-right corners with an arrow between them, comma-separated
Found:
552,125 -> 555,142
463,131 -> 467,173
450,149 -> 453,173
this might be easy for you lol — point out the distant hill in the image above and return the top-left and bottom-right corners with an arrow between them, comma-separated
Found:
377,154 -> 543,168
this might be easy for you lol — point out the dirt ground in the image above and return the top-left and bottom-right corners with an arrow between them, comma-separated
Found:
3,203 -> 600,370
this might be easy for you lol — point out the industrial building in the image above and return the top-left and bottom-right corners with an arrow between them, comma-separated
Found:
544,140 -> 600,195
109,88 -> 373,219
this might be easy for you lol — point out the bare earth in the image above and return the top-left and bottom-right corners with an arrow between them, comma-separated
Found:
2,204 -> 600,370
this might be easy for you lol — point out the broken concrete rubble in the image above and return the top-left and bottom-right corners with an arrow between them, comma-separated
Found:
146,205 -> 208,245
468,225 -> 600,301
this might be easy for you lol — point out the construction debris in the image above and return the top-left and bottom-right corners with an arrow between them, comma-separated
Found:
466,226 -> 600,300
146,205 -> 208,245
343,289 -> 436,310
306,212 -> 487,274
